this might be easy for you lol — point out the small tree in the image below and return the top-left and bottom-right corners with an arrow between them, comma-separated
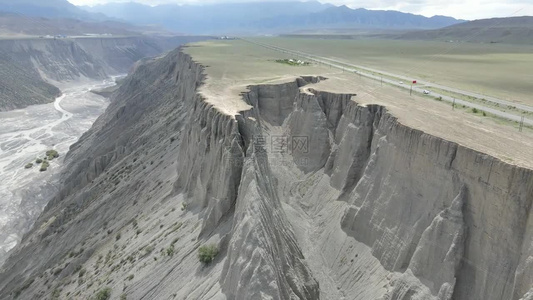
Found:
198,244 -> 219,264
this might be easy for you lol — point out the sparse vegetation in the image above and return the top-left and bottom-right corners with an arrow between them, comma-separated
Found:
126,274 -> 134,281
24,163 -> 33,169
275,58 -> 310,66
93,287 -> 112,300
472,108 -> 479,114
40,161 -> 50,172
166,245 -> 175,257
46,150 -> 60,160
51,287 -> 61,300
36,158 -> 43,163
198,244 -> 219,264
181,202 -> 188,211
116,233 -> 121,241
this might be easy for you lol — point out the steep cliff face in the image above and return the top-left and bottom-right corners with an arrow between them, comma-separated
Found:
0,49 -> 531,300
0,36 -> 207,111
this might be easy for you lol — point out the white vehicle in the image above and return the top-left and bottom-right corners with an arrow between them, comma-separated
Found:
423,90 -> 430,94
399,81 -> 403,84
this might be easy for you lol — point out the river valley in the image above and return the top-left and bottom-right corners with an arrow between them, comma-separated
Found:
0,78 -> 117,265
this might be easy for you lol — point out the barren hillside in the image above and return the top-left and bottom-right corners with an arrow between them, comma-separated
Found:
0,40 -> 531,300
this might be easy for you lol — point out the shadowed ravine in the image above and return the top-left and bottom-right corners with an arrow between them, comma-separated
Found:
0,49 -> 531,300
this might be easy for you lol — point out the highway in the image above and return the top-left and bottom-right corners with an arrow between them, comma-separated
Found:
245,39 -> 533,127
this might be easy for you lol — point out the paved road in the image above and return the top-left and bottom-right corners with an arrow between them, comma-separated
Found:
245,39 -> 533,127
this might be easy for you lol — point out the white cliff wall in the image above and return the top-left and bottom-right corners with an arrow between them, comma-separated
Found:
282,87 -> 533,300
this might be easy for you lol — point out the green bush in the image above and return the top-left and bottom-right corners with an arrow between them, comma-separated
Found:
46,150 -> 59,159
166,245 -> 175,257
36,158 -> 43,163
93,287 -> 111,300
472,108 -> 478,114
198,244 -> 218,264
24,163 -> 33,169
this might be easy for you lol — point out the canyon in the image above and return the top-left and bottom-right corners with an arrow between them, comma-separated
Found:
0,36 -> 207,267
0,36 -> 207,111
0,40 -> 531,300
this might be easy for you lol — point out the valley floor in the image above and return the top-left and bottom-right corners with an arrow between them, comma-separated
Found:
0,78 -> 115,265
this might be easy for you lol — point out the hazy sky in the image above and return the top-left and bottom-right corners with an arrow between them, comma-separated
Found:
67,0 -> 533,20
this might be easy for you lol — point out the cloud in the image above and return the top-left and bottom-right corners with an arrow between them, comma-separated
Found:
67,0 -> 533,20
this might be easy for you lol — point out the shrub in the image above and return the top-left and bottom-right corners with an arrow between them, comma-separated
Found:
482,111 -> 487,117
93,287 -> 112,300
46,150 -> 59,159
24,163 -> 33,169
166,245 -> 175,257
198,244 -> 218,264
120,294 -> 127,300
36,158 -> 43,163
116,233 -> 121,241
472,108 -> 478,114
126,274 -> 134,281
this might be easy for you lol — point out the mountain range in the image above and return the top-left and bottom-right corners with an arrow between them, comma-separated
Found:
81,1 -> 464,34
396,16 -> 533,44
2,0 -> 530,44
0,12 -> 156,36
0,0 -> 106,20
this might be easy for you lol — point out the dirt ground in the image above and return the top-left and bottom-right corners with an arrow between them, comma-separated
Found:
185,40 -> 533,169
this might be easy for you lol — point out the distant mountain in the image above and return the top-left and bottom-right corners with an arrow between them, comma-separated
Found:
252,6 -> 463,31
0,0 -> 106,21
82,2 -> 462,34
0,12 -> 149,36
396,16 -> 533,44
83,1 -> 333,34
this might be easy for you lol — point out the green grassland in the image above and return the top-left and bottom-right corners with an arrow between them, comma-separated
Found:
250,37 -> 533,106
183,40 -> 329,85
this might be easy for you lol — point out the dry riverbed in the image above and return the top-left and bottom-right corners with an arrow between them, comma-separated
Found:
0,78 -> 117,265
